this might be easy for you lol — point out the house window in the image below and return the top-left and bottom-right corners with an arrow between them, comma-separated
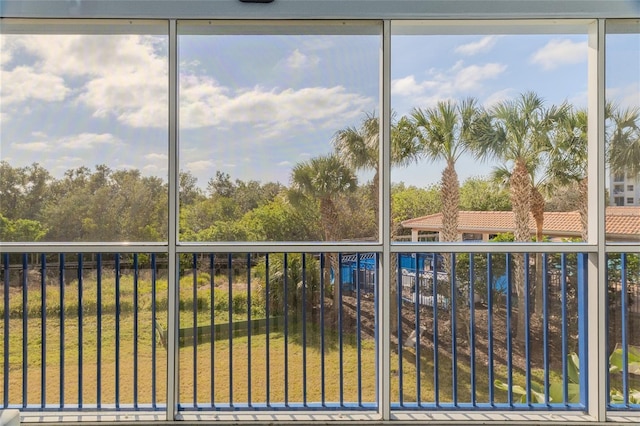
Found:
614,184 -> 624,194
614,197 -> 625,206
614,173 -> 625,182
627,197 -> 635,204
628,185 -> 634,191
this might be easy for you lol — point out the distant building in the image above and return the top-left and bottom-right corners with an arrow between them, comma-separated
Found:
400,207 -> 640,243
610,171 -> 640,207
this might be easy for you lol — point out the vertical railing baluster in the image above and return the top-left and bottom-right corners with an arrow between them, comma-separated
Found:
396,257 -> 403,406
133,253 -> 139,408
506,253 -> 513,407
265,254 -> 270,407
577,253 -> 588,409
60,253 -> 65,408
21,253 -> 27,408
487,253 -> 494,406
209,254 -> 214,408
469,253 -> 476,406
152,253 -> 157,409
227,253 -> 233,406
561,253 -> 568,406
115,253 -> 121,407
414,253 -> 421,405
605,255 -> 611,406
302,253 -> 308,407
432,253 -> 439,407
320,253 -> 326,406
41,253 -> 46,408
97,254 -> 102,408
338,253 -> 344,407
450,253 -> 457,407
78,253 -> 83,407
542,253 -> 550,407
524,253 -> 531,407
356,253 -> 362,407
621,252 -> 629,407
283,253 -> 289,406
247,253 -> 252,407
374,253 -> 380,409
3,253 -> 9,408
192,253 -> 197,406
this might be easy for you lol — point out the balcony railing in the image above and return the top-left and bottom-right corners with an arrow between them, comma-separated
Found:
0,250 -> 638,417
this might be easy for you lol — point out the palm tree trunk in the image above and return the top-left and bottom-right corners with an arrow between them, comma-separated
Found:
511,159 -> 532,346
320,198 -> 341,323
440,160 -> 460,284
578,177 -> 588,242
530,186 -> 545,316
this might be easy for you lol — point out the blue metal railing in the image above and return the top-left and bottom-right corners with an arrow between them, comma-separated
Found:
0,252 -> 167,410
1,249 -> 639,414
607,252 -> 640,410
176,252 -> 379,411
392,251 -> 588,410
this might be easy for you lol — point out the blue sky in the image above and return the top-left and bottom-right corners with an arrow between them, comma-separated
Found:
1,24 -> 638,191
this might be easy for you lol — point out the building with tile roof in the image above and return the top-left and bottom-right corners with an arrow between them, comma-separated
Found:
400,206 -> 640,242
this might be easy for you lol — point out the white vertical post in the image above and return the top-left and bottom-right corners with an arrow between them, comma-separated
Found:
380,18 -> 392,422
167,18 -> 179,422
586,18 -> 606,422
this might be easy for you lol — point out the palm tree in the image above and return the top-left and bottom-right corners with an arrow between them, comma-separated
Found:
549,107 -> 589,240
289,154 -> 357,320
332,111 -> 422,238
473,91 -> 568,344
608,105 -> 640,183
411,98 -> 482,245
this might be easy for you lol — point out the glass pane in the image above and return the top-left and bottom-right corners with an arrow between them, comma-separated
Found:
606,20 -> 640,242
390,21 -> 589,244
0,21 -> 169,242
178,21 -> 380,242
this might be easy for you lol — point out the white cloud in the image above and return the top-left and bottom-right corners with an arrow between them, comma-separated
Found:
186,160 -> 215,171
391,75 -> 437,97
483,88 -> 518,108
452,61 -> 507,91
285,49 -> 320,69
3,34 -> 168,128
529,39 -> 587,70
58,133 -> 122,149
607,82 -> 640,109
278,160 -> 292,166
393,61 -> 506,104
1,66 -> 69,105
455,36 -> 500,56
145,153 -> 168,161
11,141 -> 51,152
180,76 -> 372,133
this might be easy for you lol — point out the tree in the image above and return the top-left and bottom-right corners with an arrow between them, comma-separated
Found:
473,91 -> 568,344
608,105 -> 640,184
411,98 -> 482,245
459,176 -> 511,211
549,107 -> 589,240
289,154 -> 357,320
332,111 -> 421,238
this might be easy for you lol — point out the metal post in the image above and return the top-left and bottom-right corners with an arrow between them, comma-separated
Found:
166,18 -> 179,421
380,18 -> 391,421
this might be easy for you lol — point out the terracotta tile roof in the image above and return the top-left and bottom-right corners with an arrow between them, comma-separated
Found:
401,206 -> 640,241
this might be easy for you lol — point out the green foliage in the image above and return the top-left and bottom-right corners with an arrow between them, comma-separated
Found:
0,214 -> 47,242
459,176 -> 511,211
495,348 -> 640,404
391,183 -> 441,224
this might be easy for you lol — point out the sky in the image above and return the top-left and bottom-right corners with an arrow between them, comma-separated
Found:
1,22 -> 638,192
